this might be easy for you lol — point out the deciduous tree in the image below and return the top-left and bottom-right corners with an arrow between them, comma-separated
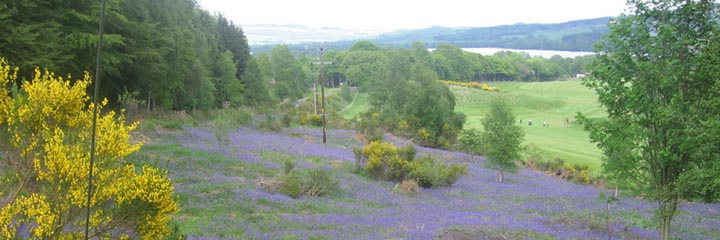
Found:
578,1 -> 720,238
482,96 -> 524,183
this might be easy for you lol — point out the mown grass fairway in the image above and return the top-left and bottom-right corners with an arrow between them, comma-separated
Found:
340,80 -> 605,170
453,80 -> 605,170
450,81 -> 605,170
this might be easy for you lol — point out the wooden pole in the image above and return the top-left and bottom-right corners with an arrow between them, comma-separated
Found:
312,48 -> 332,144
320,48 -> 327,144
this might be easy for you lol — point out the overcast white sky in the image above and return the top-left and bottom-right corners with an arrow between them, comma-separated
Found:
197,0 -> 628,30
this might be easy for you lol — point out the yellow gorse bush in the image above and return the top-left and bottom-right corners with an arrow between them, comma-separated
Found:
440,80 -> 500,91
0,58 -> 178,239
362,141 -> 408,181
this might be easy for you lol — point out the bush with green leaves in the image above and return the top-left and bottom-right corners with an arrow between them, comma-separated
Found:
352,146 -> 366,171
398,145 -> 416,162
458,128 -> 485,156
298,113 -> 323,127
275,164 -> 339,198
407,155 -> 468,188
259,114 -> 282,131
362,141 -> 408,181
356,111 -> 385,143
565,164 -> 592,184
279,173 -> 305,198
359,141 -> 467,188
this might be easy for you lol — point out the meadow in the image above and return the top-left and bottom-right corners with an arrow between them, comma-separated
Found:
342,80 -> 605,170
130,116 -> 720,239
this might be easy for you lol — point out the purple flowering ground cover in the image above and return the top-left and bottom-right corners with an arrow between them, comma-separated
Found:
139,125 -> 720,239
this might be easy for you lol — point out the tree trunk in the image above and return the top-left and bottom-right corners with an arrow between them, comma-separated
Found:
658,199 -> 677,240
607,200 -> 611,240
497,170 -> 503,183
661,215 -> 670,240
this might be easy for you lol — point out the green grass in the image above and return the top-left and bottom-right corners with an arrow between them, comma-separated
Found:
339,80 -> 605,170
454,80 -> 604,170
340,91 -> 369,119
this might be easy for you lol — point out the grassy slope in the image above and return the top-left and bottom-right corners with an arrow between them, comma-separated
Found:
340,80 -> 604,170
132,123 -> 719,239
455,80 -> 605,169
339,92 -> 369,119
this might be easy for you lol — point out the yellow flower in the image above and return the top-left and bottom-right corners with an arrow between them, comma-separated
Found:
0,57 -> 177,239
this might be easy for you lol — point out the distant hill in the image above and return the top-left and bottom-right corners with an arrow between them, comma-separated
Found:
374,17 -> 611,51
244,24 -> 385,46
250,17 -> 612,54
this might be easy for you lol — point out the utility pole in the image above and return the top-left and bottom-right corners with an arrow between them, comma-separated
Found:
313,72 -> 319,114
312,47 -> 332,144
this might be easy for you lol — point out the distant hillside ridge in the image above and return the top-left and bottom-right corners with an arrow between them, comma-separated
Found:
250,17 -> 612,54
376,17 -> 611,51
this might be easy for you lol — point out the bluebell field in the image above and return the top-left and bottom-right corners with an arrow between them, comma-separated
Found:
165,126 -> 719,239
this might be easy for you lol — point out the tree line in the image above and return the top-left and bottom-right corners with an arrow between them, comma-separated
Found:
318,41 -> 594,89
0,0 -> 251,110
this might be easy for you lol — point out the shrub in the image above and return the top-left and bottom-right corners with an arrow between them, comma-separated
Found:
458,128 -> 484,155
407,155 -> 468,188
259,114 -> 282,131
567,164 -> 592,184
209,107 -> 253,127
397,180 -> 421,195
352,146 -> 366,171
357,111 -> 384,143
539,158 -> 565,173
358,141 -> 467,188
362,141 -> 408,181
279,172 -> 304,198
398,144 -> 416,162
277,169 -> 339,198
0,59 -> 177,239
304,169 -> 339,197
298,113 -> 323,127
281,113 -> 292,127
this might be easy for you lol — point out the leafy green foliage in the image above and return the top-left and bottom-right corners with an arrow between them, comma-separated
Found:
407,156 -> 468,188
279,173 -> 305,198
354,44 -> 466,149
278,169 -> 339,198
212,50 -> 244,107
242,58 -> 276,107
482,96 -> 524,182
297,113 -> 323,127
342,44 -> 390,91
270,45 -> 309,100
0,0 -> 251,111
340,83 -> 353,101
578,1 -> 720,238
362,141 -> 408,181
259,114 -> 282,132
359,141 -> 467,188
458,128 -> 484,155
0,60 -> 177,238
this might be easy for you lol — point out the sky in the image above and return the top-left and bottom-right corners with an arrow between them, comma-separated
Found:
197,0 -> 628,31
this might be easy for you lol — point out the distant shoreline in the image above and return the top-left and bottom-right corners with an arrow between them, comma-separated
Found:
465,48 -> 594,58
429,47 -> 594,58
